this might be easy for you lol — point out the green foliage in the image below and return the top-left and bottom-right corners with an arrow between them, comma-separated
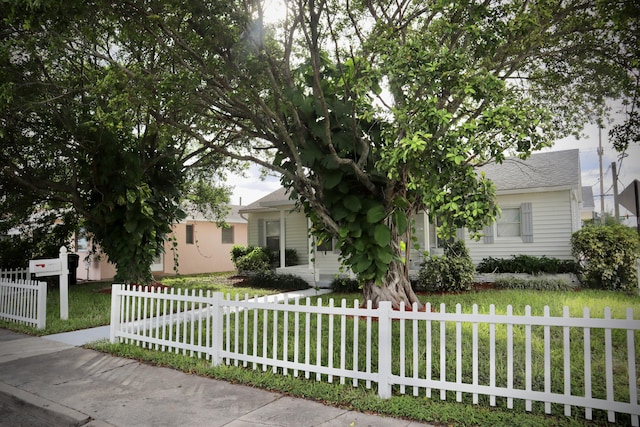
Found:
231,245 -> 256,263
330,277 -> 360,293
234,247 -> 271,273
493,277 -> 576,291
248,271 -> 310,291
3,0 -> 636,303
283,248 -> 299,267
476,255 -> 578,275
417,241 -> 475,292
571,225 -> 640,292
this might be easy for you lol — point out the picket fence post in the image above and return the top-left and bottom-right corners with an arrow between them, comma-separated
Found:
59,246 -> 69,320
378,301 -> 393,399
110,284 -> 122,343
210,292 -> 224,366
36,280 -> 47,329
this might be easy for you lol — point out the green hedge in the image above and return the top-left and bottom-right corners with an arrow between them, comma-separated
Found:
476,255 -> 578,275
248,271 -> 310,291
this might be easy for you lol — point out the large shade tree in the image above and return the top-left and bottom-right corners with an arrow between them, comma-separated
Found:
0,2 -> 235,283
3,1 -> 637,303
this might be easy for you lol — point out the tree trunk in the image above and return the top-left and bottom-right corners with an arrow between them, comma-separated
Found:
362,259 -> 422,310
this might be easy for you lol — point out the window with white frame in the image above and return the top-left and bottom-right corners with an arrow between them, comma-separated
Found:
497,207 -> 521,237
483,202 -> 533,244
265,220 -> 280,251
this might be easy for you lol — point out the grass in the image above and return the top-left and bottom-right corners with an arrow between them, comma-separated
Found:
0,272 -> 278,335
3,273 -> 639,426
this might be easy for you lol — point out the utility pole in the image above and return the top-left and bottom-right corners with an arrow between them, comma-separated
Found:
612,161 -> 619,221
598,127 -> 605,223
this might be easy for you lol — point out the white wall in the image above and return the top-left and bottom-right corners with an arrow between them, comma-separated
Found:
464,190 -> 576,264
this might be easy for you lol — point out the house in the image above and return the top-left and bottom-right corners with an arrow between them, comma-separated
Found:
580,186 -> 596,223
74,205 -> 247,281
240,149 -> 584,286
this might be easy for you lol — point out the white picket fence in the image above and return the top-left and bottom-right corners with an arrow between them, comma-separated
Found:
0,267 -> 29,282
0,278 -> 47,329
110,285 -> 640,425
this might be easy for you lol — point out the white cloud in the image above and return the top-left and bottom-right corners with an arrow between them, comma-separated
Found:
229,164 -> 282,206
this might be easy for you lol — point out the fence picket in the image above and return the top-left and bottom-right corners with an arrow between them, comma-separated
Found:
583,307 -> 592,420
544,306 -> 552,414
604,307 -> 615,423
440,303 -> 446,401
627,309 -> 639,427
563,306 -> 571,417
472,304 -> 478,405
413,302 -> 419,397
400,301 -> 406,395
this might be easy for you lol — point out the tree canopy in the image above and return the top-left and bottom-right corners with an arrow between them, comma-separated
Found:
0,2 -> 235,282
1,0 -> 636,302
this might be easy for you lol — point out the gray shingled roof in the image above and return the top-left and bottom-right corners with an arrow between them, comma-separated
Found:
238,187 -> 293,212
184,204 -> 247,223
240,149 -> 582,211
478,149 -> 581,192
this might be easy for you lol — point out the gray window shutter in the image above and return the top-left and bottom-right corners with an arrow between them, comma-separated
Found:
521,202 -> 534,243
333,238 -> 340,254
483,224 -> 494,244
456,228 -> 465,241
258,219 -> 265,246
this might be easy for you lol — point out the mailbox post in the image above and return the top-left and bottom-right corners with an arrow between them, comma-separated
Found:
29,246 -> 69,320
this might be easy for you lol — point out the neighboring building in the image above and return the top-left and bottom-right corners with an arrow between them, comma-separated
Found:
580,186 -> 596,223
240,149 -> 585,286
74,205 -> 247,281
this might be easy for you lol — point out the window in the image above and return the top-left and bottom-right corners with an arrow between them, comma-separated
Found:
316,237 -> 333,252
76,227 -> 88,252
185,224 -> 194,244
221,226 -> 234,244
265,220 -> 280,251
483,202 -> 533,244
497,208 -> 521,237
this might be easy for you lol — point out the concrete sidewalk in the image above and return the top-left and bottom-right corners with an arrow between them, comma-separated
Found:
0,287 -> 433,427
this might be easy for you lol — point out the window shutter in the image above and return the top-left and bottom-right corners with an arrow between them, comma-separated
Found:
521,202 -> 534,243
258,219 -> 265,246
456,228 -> 465,241
483,224 -> 494,244
333,238 -> 340,254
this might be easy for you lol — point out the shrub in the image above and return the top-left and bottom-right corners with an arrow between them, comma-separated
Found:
248,271 -> 310,290
284,248 -> 298,266
234,247 -> 271,273
266,248 -> 299,267
330,277 -> 360,292
571,224 -> 640,292
417,241 -> 475,292
476,255 -> 578,274
231,245 -> 255,264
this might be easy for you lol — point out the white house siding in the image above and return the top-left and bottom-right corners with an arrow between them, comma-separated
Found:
465,190 -> 576,264
247,212 -> 280,246
284,212 -> 310,265
246,211 -> 309,265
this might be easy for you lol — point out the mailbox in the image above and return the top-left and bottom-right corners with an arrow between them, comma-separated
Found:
29,259 -> 63,277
